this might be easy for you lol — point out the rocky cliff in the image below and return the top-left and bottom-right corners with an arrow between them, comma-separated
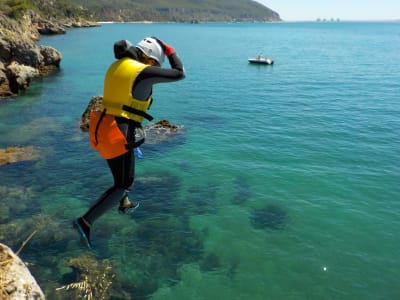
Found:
0,11 -> 98,98
0,12 -> 62,98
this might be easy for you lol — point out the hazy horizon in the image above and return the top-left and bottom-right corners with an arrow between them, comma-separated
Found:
256,0 -> 399,21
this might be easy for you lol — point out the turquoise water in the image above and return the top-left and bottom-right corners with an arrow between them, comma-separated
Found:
1,22 -> 400,299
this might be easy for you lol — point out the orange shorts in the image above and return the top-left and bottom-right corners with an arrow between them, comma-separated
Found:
89,111 -> 129,159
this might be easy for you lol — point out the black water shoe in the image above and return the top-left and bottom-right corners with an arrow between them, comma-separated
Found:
73,217 -> 92,250
118,201 -> 140,214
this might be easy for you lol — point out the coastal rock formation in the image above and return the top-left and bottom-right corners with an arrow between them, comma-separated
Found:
0,243 -> 45,300
79,95 -> 103,131
35,15 -> 98,34
80,95 -> 184,144
0,8 -> 98,99
144,119 -> 183,145
35,15 -> 66,35
38,45 -> 62,73
0,12 -> 63,98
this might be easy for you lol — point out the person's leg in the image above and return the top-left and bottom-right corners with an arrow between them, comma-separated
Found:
83,186 -> 127,223
108,148 -> 139,213
82,149 -> 135,222
108,149 -> 135,190
74,185 -> 126,249
74,151 -> 134,249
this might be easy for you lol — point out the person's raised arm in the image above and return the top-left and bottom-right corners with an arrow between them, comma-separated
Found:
132,38 -> 185,100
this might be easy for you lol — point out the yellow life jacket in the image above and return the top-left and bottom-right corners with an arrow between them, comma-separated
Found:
101,57 -> 153,123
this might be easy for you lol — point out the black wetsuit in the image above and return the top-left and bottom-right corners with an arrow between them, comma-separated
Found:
83,49 -> 185,225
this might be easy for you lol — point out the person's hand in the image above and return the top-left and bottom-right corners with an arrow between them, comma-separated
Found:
152,37 -> 175,56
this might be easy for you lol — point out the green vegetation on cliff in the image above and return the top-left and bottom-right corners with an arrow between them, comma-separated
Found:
0,0 -> 32,19
0,0 -> 281,22
0,0 -> 91,20
71,0 -> 281,22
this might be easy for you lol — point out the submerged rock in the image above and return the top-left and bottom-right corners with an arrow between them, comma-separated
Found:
251,204 -> 288,230
0,243 -> 45,300
56,254 -> 116,300
0,186 -> 35,223
0,146 -> 40,167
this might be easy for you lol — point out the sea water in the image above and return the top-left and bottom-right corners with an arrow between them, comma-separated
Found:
0,22 -> 399,299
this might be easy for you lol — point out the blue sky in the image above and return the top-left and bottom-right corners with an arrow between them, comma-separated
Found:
256,0 -> 400,21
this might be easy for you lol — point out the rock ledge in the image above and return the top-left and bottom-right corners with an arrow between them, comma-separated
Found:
0,243 -> 45,300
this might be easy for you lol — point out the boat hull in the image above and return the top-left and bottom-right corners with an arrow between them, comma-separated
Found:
248,58 -> 274,65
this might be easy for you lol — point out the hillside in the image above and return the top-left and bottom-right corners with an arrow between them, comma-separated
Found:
1,0 -> 280,22
0,0 -> 92,20
70,0 -> 281,22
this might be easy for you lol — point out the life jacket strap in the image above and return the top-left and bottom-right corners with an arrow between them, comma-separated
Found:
122,105 -> 154,121
94,109 -> 107,145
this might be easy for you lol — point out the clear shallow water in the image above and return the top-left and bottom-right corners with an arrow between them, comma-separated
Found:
1,22 -> 400,299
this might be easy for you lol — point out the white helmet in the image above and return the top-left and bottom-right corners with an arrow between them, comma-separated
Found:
136,37 -> 165,65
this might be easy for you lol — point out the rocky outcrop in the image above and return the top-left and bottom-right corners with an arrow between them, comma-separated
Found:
80,95 -> 103,131
80,95 -> 184,144
0,8 -> 99,98
0,12 -> 63,98
0,9 -> 99,98
35,15 -> 98,35
0,243 -> 45,300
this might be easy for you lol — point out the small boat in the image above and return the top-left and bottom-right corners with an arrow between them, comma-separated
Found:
248,56 -> 274,65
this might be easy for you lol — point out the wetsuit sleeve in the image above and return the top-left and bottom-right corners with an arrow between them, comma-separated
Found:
132,53 -> 185,100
